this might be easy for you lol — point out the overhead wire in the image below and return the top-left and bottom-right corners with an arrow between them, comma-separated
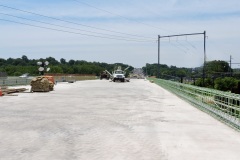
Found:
0,3 -> 203,52
77,0 -> 210,67
68,0 -> 202,51
185,36 -> 197,49
0,18 -> 154,43
0,4 -> 155,40
205,41 -> 237,63
166,34 -> 201,55
175,41 -> 190,52
68,0 -> 174,33
0,12 -> 154,41
169,42 -> 188,54
174,36 -> 201,54
158,35 -> 202,57
120,0 -> 197,38
160,37 -> 199,55
124,0 -> 203,52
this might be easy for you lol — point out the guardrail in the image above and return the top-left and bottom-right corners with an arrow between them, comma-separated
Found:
150,78 -> 240,130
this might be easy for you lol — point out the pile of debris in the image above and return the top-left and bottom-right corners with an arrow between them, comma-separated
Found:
31,76 -> 54,92
0,75 -> 55,96
0,87 -> 28,96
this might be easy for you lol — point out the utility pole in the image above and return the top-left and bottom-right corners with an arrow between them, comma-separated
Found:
203,31 -> 206,86
157,35 -> 160,78
158,31 -> 206,85
230,55 -> 232,76
146,63 -> 148,76
229,56 -> 240,77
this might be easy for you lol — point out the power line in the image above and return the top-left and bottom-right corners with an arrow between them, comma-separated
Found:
185,36 -> 197,49
71,0 -> 199,50
68,0 -> 173,33
162,37 -> 198,54
207,41 -> 240,63
175,41 -> 190,52
169,42 -> 188,54
185,40 -> 197,50
0,18 -> 154,43
157,32 -> 206,82
0,3 -> 196,53
131,1 -> 198,49
164,34 -> 203,54
0,12 -> 155,41
0,4 -> 154,40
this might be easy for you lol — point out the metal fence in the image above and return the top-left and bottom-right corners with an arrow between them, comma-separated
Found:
54,75 -> 97,82
0,78 -> 31,86
0,76 -> 97,87
151,78 -> 240,130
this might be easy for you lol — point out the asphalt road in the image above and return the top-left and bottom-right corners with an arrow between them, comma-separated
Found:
1,79 -> 240,160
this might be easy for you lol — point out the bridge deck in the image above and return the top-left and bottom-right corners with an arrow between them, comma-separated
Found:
1,79 -> 240,160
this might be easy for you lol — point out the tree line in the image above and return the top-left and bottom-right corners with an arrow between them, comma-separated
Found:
0,55 -> 133,76
1,55 -> 239,92
143,60 -> 240,93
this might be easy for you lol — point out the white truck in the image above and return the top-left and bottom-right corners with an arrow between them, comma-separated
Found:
105,66 -> 130,82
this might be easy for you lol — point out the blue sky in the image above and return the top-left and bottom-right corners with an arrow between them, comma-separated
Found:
1,0 -> 240,68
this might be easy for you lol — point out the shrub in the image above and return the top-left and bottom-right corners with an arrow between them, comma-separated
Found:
214,77 -> 238,91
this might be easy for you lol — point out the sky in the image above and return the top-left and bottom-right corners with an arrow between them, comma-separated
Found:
0,0 -> 240,68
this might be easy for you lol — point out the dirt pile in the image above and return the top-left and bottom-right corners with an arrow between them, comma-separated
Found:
31,76 -> 51,92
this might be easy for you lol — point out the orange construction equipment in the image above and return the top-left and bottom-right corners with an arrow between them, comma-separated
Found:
0,88 -> 2,96
43,76 -> 55,84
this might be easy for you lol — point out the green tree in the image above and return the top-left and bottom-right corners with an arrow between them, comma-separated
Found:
68,59 -> 75,66
1,55 -> 134,76
49,66 -> 63,73
60,58 -> 66,64
214,77 -> 238,91
46,57 -> 59,65
21,55 -> 29,63
205,60 -> 231,77
13,71 -> 22,76
0,58 -> 6,66
176,69 -> 187,77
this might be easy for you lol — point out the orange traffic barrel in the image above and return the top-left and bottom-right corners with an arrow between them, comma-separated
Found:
0,89 -> 2,96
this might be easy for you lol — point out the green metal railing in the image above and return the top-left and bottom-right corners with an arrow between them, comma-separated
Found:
151,78 -> 240,130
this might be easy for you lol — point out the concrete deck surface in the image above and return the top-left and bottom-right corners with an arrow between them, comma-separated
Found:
0,79 -> 240,160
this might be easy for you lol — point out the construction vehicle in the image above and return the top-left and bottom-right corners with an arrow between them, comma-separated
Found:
100,71 -> 110,80
105,66 -> 130,82
30,76 -> 55,92
129,68 -> 145,79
